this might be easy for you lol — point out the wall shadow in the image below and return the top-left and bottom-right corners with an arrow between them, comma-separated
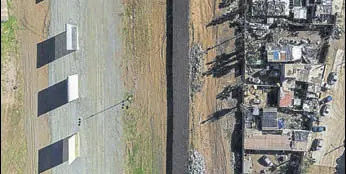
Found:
165,0 -> 173,173
36,31 -> 74,68
38,138 -> 68,173
37,79 -> 68,116
36,0 -> 44,4
232,110 -> 243,173
336,150 -> 345,174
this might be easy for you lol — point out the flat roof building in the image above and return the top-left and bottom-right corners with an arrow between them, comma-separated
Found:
266,44 -> 302,62
279,87 -> 294,107
283,64 -> 325,84
244,130 -> 311,151
262,108 -> 279,130
293,7 -> 308,19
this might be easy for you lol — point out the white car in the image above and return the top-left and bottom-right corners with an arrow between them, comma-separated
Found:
320,104 -> 331,116
327,72 -> 338,85
249,77 -> 262,84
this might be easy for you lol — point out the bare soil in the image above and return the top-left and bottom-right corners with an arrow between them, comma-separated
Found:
13,0 -> 51,173
189,0 -> 239,173
311,2 -> 345,170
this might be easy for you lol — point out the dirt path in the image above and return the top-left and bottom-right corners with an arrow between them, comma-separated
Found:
13,0 -> 51,173
318,70 -> 345,167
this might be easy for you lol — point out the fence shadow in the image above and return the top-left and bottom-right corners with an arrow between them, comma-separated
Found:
38,138 -> 68,173
37,31 -> 74,68
37,79 -> 68,116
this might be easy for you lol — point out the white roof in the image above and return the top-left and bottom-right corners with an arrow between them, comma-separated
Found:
65,24 -> 79,50
67,74 -> 79,102
68,133 -> 80,164
291,46 -> 302,61
293,7 -> 307,19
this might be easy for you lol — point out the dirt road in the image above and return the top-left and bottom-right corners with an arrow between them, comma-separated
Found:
10,0 -> 51,173
311,2 -> 345,171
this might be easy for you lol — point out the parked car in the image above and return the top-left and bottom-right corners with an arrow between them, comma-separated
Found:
249,77 -> 262,84
320,104 -> 331,116
320,96 -> 332,105
311,139 -> 323,151
312,126 -> 327,132
327,72 -> 338,85
260,155 -> 274,167
322,83 -> 331,91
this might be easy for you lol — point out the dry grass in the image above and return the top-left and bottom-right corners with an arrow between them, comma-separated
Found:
121,0 -> 167,173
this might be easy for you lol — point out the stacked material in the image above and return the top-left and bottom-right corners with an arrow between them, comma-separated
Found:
189,44 -> 204,94
188,151 -> 206,174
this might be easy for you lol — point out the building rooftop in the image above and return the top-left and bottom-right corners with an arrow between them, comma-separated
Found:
293,7 -> 307,19
262,108 -> 278,130
251,0 -> 290,16
244,134 -> 291,151
279,87 -> 294,107
283,64 -> 325,84
244,130 -> 311,151
266,44 -> 302,62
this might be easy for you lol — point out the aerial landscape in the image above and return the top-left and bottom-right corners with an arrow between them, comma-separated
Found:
1,0 -> 344,174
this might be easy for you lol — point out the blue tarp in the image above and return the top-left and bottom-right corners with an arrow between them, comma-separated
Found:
273,51 -> 279,60
278,119 -> 285,129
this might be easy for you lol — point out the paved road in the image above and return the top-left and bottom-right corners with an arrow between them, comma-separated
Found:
46,0 -> 124,173
166,0 -> 190,173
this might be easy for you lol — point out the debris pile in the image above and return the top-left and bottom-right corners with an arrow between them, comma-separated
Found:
189,44 -> 204,94
187,150 -> 206,174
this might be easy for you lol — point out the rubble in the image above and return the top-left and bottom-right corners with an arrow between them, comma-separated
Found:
189,44 -> 204,94
187,150 -> 206,174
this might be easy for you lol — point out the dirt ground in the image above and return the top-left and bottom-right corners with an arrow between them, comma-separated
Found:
121,0 -> 167,173
1,0 -> 50,173
12,0 -> 51,173
310,1 -> 345,171
309,165 -> 336,174
291,7 -> 346,173
189,0 -> 240,173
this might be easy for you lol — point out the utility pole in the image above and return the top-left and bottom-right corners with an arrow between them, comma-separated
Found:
77,95 -> 133,126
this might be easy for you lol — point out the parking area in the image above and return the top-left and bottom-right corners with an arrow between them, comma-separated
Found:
45,0 -> 125,173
